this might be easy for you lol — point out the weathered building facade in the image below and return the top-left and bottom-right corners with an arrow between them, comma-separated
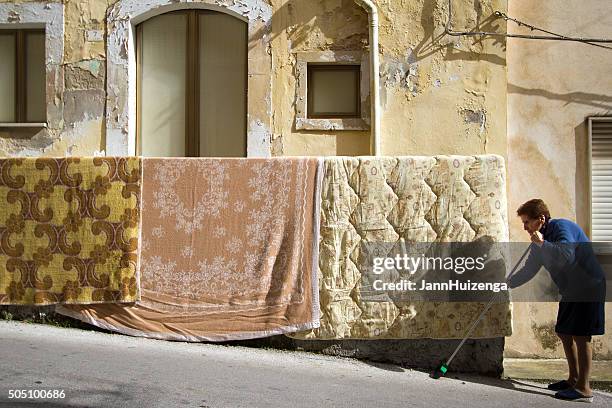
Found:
0,0 -> 507,158
0,0 -> 609,361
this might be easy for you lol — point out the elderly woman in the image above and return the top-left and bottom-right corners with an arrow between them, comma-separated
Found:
509,199 -> 606,403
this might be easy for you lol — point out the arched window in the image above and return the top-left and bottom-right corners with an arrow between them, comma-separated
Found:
136,10 -> 247,157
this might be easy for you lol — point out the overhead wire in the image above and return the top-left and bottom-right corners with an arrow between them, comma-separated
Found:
444,0 -> 612,50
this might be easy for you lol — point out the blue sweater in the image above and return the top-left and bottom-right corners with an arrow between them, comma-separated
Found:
509,218 -> 606,300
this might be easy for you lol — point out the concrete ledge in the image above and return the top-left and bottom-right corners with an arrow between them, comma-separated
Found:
225,336 -> 505,377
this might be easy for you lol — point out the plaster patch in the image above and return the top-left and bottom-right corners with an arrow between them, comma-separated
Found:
247,119 -> 271,158
64,90 -> 105,124
531,322 -> 561,351
380,53 -> 420,108
75,59 -> 102,78
460,107 -> 488,149
86,29 -> 104,42
65,61 -> 105,90
56,119 -> 105,157
462,109 -> 486,125
7,10 -> 20,23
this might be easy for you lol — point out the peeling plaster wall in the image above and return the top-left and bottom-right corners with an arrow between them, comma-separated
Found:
0,0 -> 273,157
506,0 -> 612,359
273,0 -> 508,157
0,0 -> 507,159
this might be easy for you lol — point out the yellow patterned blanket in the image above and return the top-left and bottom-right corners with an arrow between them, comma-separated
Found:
0,157 -> 141,305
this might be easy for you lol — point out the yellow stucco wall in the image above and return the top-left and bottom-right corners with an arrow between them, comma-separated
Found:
506,0 -> 612,359
0,0 -> 508,159
275,0 -> 508,157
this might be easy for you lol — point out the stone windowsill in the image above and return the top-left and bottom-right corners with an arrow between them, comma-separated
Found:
295,117 -> 370,131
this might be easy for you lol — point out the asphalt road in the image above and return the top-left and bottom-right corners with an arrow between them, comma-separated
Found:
0,321 -> 611,408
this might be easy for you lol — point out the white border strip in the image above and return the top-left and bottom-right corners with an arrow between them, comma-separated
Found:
55,305 -> 319,342
309,158 -> 324,326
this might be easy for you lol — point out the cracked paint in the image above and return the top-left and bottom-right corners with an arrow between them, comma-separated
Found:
74,60 -> 102,78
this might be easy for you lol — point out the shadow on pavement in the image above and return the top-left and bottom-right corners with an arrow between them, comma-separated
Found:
359,361 -> 557,398
429,373 -> 555,398
361,360 -> 406,372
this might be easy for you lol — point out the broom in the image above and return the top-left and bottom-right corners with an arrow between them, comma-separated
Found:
430,244 -> 532,379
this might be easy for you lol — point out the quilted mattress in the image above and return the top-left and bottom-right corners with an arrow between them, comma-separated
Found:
289,155 -> 513,340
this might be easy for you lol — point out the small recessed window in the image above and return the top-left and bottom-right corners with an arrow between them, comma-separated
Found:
307,64 -> 360,119
0,29 -> 46,124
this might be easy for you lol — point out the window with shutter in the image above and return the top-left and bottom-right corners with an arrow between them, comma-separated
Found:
136,10 -> 247,157
589,117 -> 612,246
0,29 -> 46,124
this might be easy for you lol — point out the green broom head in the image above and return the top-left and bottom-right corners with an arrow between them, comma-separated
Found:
430,363 -> 448,379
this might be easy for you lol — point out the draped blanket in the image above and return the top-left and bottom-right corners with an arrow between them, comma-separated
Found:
0,157 -> 141,305
59,158 -> 323,341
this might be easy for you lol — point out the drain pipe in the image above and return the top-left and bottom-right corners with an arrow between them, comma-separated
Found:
355,0 -> 381,156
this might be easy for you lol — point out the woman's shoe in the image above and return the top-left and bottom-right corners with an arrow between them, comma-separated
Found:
547,380 -> 572,391
554,388 -> 593,403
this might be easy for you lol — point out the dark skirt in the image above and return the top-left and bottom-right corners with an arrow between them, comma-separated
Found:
555,301 -> 605,336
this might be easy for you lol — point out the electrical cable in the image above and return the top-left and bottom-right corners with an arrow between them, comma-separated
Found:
445,0 -> 612,50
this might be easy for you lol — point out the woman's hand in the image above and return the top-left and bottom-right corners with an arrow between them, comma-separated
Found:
530,230 -> 544,246
530,218 -> 545,246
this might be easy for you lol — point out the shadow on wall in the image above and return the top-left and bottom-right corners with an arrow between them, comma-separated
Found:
250,0 -> 367,52
508,84 -> 612,111
250,0 -> 507,61
0,127 -> 45,141
412,0 -> 506,66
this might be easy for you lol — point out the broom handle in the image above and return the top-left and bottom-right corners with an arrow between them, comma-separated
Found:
444,243 -> 533,366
